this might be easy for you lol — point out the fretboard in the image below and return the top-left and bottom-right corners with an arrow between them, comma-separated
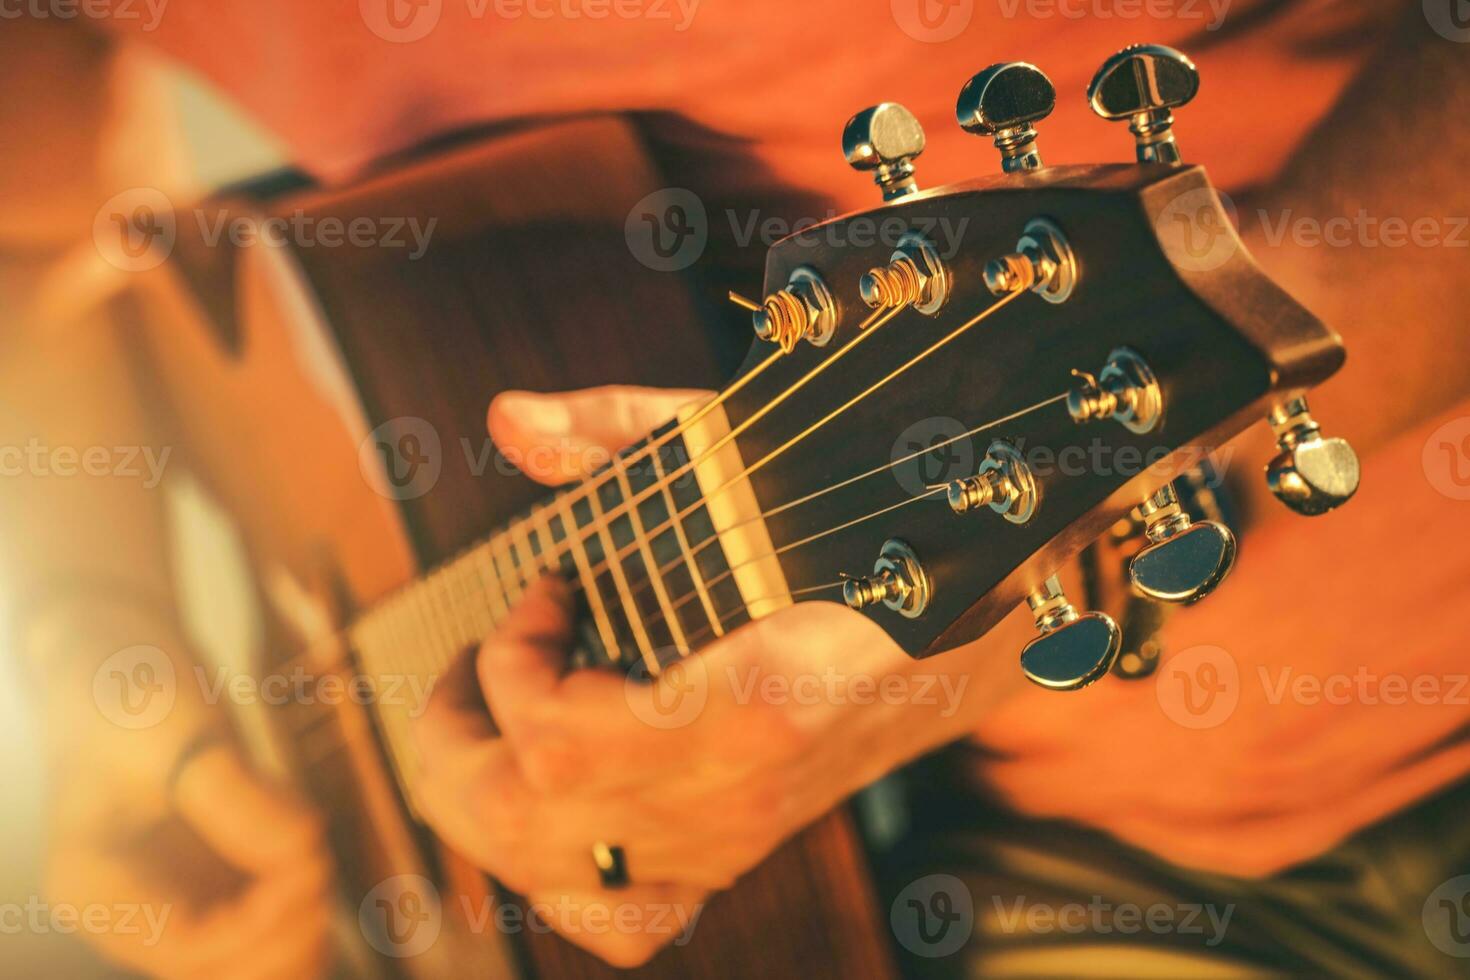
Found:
349,422 -> 752,801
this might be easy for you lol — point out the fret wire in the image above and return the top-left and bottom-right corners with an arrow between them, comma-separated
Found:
583,483 -> 660,674
556,491 -> 621,660
512,521 -> 540,578
612,459 -> 689,656
649,438 -> 723,640
492,534 -> 523,602
476,541 -> 511,624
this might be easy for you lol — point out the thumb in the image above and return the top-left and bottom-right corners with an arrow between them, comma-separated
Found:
174,743 -> 325,873
488,385 -> 712,484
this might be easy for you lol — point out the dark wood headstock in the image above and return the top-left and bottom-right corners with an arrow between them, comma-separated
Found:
719,162 -> 1347,668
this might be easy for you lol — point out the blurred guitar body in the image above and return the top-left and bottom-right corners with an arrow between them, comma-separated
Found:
125,115 -> 898,978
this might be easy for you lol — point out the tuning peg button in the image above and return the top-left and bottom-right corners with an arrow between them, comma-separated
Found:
1087,44 -> 1199,164
956,62 -> 1056,173
1265,397 -> 1360,516
1019,576 -> 1121,690
843,539 -> 932,619
1127,483 -> 1236,604
843,103 -> 926,201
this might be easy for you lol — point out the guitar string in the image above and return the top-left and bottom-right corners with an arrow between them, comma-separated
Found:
266,291 -> 1033,697
547,289 -> 1021,589
272,388 -> 1056,743
287,580 -> 847,763
475,301 -> 910,586
616,390 -> 1070,617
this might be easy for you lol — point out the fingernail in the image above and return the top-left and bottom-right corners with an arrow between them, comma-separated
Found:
499,392 -> 573,435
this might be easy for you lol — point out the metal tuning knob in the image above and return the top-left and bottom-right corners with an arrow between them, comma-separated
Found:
947,439 -> 1039,523
1087,44 -> 1199,164
843,539 -> 931,619
1067,347 -> 1163,434
1019,576 -> 1122,691
860,232 -> 952,316
843,103 -> 926,201
751,267 -> 838,354
983,217 -> 1078,304
956,62 -> 1056,173
1128,482 -> 1236,604
1265,397 -> 1361,516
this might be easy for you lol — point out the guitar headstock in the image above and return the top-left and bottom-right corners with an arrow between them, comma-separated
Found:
719,47 -> 1360,690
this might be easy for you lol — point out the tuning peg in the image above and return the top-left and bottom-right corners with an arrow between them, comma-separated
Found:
947,439 -> 1039,523
983,217 -> 1078,304
1127,483 -> 1236,604
956,62 -> 1056,173
1019,576 -> 1121,690
1265,397 -> 1360,516
751,267 -> 838,354
1067,347 -> 1163,434
843,540 -> 931,619
860,232 -> 952,316
843,103 -> 926,201
1087,44 -> 1199,164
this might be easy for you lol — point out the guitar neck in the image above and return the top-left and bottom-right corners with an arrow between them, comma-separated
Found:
348,417 -> 772,800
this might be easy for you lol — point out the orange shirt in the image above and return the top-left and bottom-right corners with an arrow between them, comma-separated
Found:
106,0 -> 1398,204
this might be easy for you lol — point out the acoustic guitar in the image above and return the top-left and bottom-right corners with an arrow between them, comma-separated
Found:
125,50 -> 1358,979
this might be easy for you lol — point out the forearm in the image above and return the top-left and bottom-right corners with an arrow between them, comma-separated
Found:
1239,8 -> 1470,458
